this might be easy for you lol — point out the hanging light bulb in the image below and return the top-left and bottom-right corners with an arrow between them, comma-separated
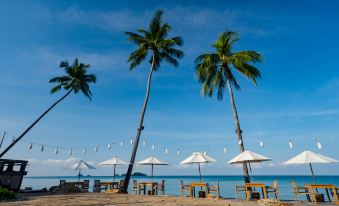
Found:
177,149 -> 181,156
54,147 -> 59,154
28,143 -> 33,150
152,145 -> 155,151
130,138 -> 133,145
108,144 -> 111,150
238,140 -> 242,145
120,141 -> 123,148
259,140 -> 264,147
143,141 -> 146,147
223,147 -> 227,154
165,148 -> 169,155
316,141 -> 322,150
82,148 -> 86,154
289,140 -> 294,149
94,146 -> 98,152
69,148 -> 72,156
40,145 -> 44,152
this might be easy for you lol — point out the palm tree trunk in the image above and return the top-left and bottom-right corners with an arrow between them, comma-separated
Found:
122,55 -> 155,193
226,80 -> 250,183
0,89 -> 72,158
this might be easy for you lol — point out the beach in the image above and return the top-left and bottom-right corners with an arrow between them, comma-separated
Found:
0,193 -> 317,206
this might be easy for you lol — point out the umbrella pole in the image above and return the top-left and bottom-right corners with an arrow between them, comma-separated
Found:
248,163 -> 255,191
309,163 -> 318,193
78,170 -> 81,183
113,164 -> 116,182
198,163 -> 203,190
151,164 -> 154,182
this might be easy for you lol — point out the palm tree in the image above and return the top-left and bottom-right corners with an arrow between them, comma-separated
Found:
0,59 -> 96,158
195,31 -> 262,183
122,10 -> 183,192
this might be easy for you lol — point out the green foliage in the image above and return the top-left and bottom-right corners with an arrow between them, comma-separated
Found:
124,10 -> 184,71
49,58 -> 97,100
0,187 -> 16,201
195,31 -> 263,100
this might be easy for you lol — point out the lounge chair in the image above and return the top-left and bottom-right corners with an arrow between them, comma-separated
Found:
81,180 -> 89,192
291,181 -> 311,203
156,180 -> 165,195
59,180 -> 66,188
208,180 -> 220,198
132,180 -> 145,194
118,180 -> 125,193
266,180 -> 279,199
93,180 -> 101,192
180,180 -> 190,196
234,183 -> 246,200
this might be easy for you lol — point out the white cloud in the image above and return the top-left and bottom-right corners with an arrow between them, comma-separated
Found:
27,157 -> 80,168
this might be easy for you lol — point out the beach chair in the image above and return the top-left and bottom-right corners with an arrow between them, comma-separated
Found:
234,183 -> 246,200
132,180 -> 145,194
93,180 -> 101,192
81,180 -> 89,192
291,181 -> 311,203
266,180 -> 279,199
156,180 -> 165,195
208,180 -> 220,198
180,180 -> 190,196
59,180 -> 66,188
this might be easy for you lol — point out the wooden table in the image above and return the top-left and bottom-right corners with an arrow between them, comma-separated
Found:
65,182 -> 83,188
306,184 -> 339,204
189,182 -> 209,198
245,183 -> 267,201
138,182 -> 158,195
100,182 -> 119,190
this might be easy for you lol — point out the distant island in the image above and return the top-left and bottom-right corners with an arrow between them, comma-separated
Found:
121,172 -> 147,177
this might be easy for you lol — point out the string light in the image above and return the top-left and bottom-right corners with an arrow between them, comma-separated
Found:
143,141 -> 146,147
108,144 -> 111,150
316,141 -> 322,150
259,140 -> 264,147
120,141 -> 123,148
54,147 -> 59,155
238,140 -> 242,145
165,148 -> 169,155
94,146 -> 98,152
28,143 -> 33,150
177,149 -> 181,156
289,140 -> 294,149
152,145 -> 155,151
69,148 -> 72,156
40,145 -> 44,152
130,138 -> 133,145
223,147 -> 227,154
82,148 -> 86,154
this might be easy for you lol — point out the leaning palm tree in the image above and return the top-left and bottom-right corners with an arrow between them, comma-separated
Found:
195,31 -> 263,183
122,10 -> 183,192
0,59 -> 96,158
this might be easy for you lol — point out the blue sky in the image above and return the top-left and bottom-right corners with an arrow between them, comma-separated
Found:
1,0 -> 339,176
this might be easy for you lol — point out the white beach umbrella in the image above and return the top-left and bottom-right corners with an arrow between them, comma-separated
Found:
228,150 -> 271,164
228,150 -> 271,181
284,150 -> 338,183
137,155 -> 168,181
70,160 -> 96,182
180,152 -> 216,182
99,156 -> 128,182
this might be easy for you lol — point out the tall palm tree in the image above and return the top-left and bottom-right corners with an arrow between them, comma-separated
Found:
0,59 -> 96,158
122,10 -> 183,192
195,31 -> 262,183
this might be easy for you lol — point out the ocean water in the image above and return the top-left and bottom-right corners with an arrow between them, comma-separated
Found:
22,175 -> 339,200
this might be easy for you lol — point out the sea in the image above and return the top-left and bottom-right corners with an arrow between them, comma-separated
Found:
22,175 -> 339,200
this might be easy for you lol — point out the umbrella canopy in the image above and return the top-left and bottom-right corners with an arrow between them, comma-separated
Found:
99,156 -> 128,182
70,160 -> 96,182
228,150 -> 270,182
180,152 -> 216,182
228,150 -> 271,164
137,155 -> 168,181
284,150 -> 338,183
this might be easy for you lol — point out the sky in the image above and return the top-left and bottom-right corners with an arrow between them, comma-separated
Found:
1,0 -> 339,176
